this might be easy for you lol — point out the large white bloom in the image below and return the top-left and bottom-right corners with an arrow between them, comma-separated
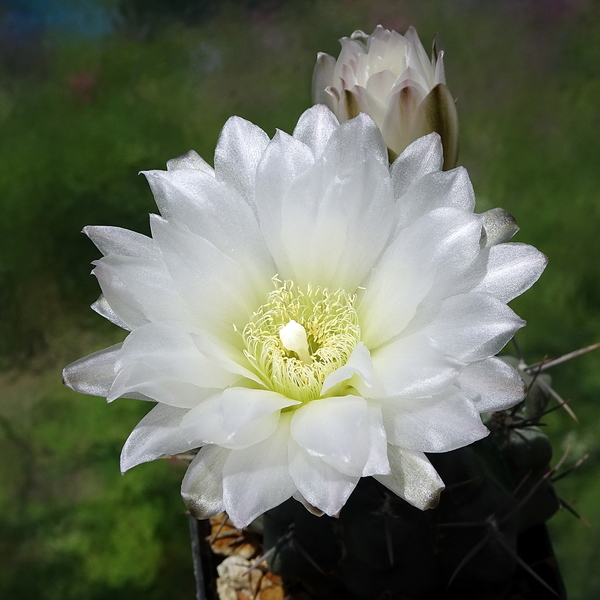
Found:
313,25 -> 459,168
63,106 -> 546,529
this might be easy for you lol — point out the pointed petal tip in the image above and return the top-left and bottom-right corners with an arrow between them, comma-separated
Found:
423,481 -> 445,510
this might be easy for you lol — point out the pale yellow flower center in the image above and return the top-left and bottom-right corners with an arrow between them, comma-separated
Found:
242,280 -> 360,403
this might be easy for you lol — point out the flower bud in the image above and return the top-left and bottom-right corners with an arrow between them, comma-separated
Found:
313,25 -> 459,169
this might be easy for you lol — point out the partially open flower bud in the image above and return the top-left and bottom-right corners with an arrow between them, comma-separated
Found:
313,25 -> 459,169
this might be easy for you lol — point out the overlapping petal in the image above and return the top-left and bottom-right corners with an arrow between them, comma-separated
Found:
120,403 -> 190,472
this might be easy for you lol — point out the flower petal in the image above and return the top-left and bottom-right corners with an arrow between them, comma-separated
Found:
92,254 -> 192,329
391,133 -> 443,198
62,343 -> 122,397
410,83 -> 459,170
84,226 -> 156,258
423,292 -> 525,362
222,415 -> 296,529
278,154 -> 395,290
166,149 -> 214,174
214,116 -> 270,206
374,446 -> 444,509
368,333 -> 462,399
182,445 -> 230,519
362,403 -> 390,477
115,322 -> 239,390
292,491 -> 324,517
468,243 -> 548,303
480,208 -> 519,247
321,342 -> 373,395
382,85 -> 425,157
458,357 -> 527,412
149,216 -> 259,335
312,52 -> 337,108
288,439 -> 358,517
290,396 -> 371,477
108,362 -> 216,407
292,104 -> 339,160
179,388 -> 299,449
91,294 -> 130,330
381,389 -> 489,452
120,403 -> 191,472
394,167 -> 476,229
322,112 -> 388,169
255,130 -> 315,275
143,170 -> 275,292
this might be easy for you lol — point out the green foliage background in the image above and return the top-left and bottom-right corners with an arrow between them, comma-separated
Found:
1,0 -> 599,597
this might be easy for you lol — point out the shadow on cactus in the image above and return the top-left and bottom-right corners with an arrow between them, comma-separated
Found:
258,343 -> 599,600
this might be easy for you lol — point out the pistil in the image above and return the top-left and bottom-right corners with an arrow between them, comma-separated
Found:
279,320 -> 313,363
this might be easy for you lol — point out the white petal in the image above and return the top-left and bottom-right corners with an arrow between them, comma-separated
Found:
312,52 -> 337,107
359,226 -> 436,349
108,362 -> 216,407
337,36 -> 366,72
255,130 -> 315,275
179,388 -> 298,449
120,403 -> 191,472
181,445 -> 230,519
390,132 -> 443,196
366,208 -> 483,345
91,294 -> 130,330
423,292 -> 525,362
362,403 -> 390,476
481,208 -> 519,247
290,396 -> 371,477
222,415 -> 296,529
92,260 -> 148,330
278,154 -> 395,290
92,254 -> 193,329
405,26 -> 434,86
288,439 -> 358,517
381,85 -> 423,156
458,357 -> 526,412
381,389 -> 489,452
189,330 -> 264,387
143,170 -> 274,291
214,116 -> 270,206
321,342 -> 373,394
395,167 -> 476,229
149,217 -> 259,334
374,446 -> 444,510
368,333 -> 461,399
166,149 -> 214,174
365,69 -> 398,104
84,226 -> 156,258
62,343 -> 122,397
292,491 -> 324,517
322,112 -> 388,169
469,243 -> 548,303
292,105 -> 339,160
115,322 -> 238,390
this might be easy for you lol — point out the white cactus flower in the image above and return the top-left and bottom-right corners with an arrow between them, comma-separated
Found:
313,25 -> 459,168
63,106 -> 546,529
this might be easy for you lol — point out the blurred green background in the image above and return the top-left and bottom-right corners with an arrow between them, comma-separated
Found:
1,0 -> 598,598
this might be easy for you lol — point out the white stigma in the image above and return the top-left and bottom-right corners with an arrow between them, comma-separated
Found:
279,320 -> 313,363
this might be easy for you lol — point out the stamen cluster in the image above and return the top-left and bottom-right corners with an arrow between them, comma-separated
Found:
242,280 -> 360,403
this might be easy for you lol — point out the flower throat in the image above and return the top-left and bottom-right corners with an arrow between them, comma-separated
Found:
242,280 -> 360,403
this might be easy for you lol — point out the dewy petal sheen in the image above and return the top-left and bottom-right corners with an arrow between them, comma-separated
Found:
63,105 -> 546,529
